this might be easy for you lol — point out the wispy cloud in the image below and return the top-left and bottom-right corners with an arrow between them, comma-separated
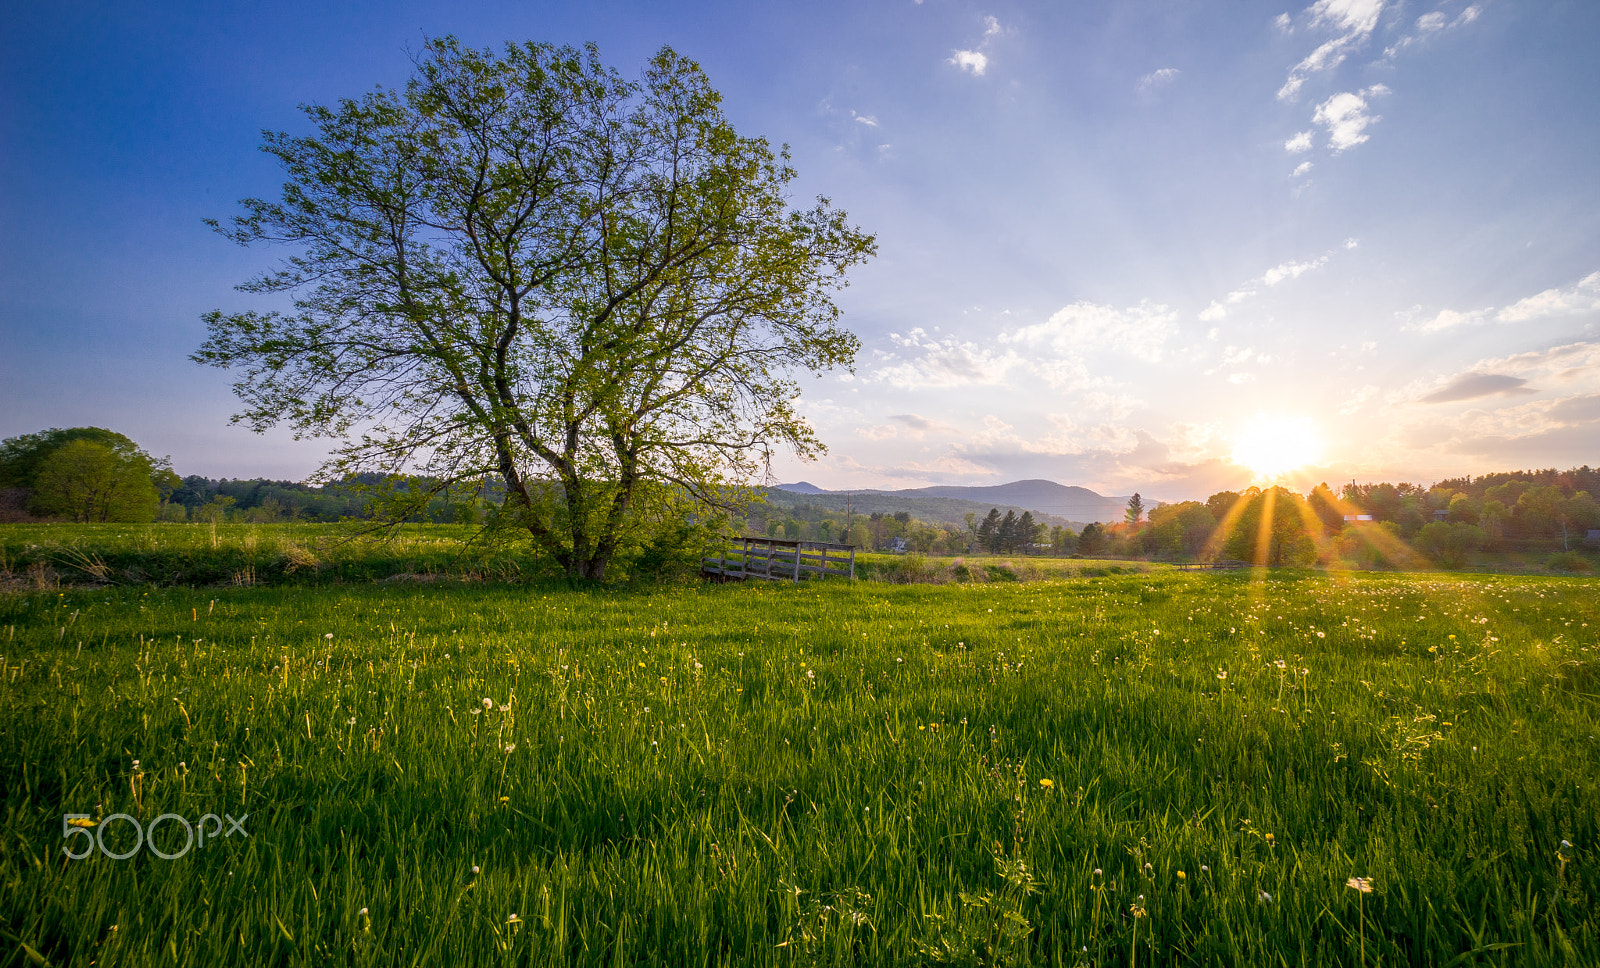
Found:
1408,271 -> 1600,332
1285,130 -> 1314,152
1137,67 -> 1180,93
1278,0 -> 1387,102
871,329 -> 1020,388
1003,300 -> 1179,363
1385,4 -> 1481,57
1291,161 -> 1314,177
1198,247 -> 1344,321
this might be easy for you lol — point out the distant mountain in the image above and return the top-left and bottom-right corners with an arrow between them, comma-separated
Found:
774,481 -> 826,494
762,478 -> 1130,527
891,480 -> 1123,521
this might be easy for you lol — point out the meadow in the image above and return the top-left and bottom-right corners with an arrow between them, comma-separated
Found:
1,559 -> 1597,965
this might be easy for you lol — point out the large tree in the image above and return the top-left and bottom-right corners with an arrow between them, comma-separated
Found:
31,440 -> 160,523
196,38 -> 875,580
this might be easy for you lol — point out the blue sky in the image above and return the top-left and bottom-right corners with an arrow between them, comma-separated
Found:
3,0 -> 1596,500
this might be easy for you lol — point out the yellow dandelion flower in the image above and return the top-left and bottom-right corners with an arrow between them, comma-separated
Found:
1039,779 -> 1054,789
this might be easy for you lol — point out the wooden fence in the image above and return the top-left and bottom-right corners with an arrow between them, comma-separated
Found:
1173,559 -> 1249,571
702,537 -> 856,583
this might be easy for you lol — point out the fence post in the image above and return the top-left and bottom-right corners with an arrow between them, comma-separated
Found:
793,541 -> 802,581
848,546 -> 855,580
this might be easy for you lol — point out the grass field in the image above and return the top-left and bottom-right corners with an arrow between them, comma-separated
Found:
2,557 -> 1597,964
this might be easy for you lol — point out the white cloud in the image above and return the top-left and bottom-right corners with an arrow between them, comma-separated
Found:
872,328 -> 1021,388
1408,271 -> 1600,332
1277,0 -> 1386,102
1004,300 -> 1179,362
949,16 -> 1002,77
1385,4 -> 1480,58
1309,0 -> 1385,33
1274,12 -> 1294,32
1138,67 -> 1181,93
1313,90 -> 1380,150
1495,271 -> 1600,322
1199,301 -> 1227,322
1412,308 -> 1487,333
1291,161 -> 1314,177
1227,372 -> 1257,384
1285,130 -> 1314,152
1262,255 -> 1329,285
851,111 -> 879,127
949,50 -> 988,76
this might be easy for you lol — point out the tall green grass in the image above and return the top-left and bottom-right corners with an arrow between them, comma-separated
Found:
1,571 -> 1596,965
0,523 -> 538,588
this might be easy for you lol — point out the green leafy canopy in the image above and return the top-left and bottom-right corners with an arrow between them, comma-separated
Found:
195,37 -> 875,580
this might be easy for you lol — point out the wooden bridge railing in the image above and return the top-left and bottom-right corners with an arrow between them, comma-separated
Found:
702,537 -> 856,583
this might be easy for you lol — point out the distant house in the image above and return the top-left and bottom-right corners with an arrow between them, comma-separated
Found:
1586,529 -> 1600,547
888,537 -> 909,553
1343,514 -> 1374,523
1432,509 -> 1449,521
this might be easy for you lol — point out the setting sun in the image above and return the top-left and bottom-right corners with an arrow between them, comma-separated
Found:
1230,414 -> 1325,481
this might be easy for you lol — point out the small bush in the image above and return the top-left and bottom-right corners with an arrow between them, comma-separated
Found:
1546,551 -> 1593,573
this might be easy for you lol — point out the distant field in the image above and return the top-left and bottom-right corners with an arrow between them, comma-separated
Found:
2,568 -> 1596,966
0,523 -> 1168,591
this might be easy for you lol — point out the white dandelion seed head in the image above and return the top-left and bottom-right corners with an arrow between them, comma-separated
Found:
482,698 -> 493,708
359,907 -> 369,916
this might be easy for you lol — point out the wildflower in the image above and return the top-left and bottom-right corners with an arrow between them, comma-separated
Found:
1216,670 -> 1228,680
1316,630 -> 1326,638
504,744 -> 515,754
499,796 -> 510,804
507,913 -> 521,924
806,670 -> 815,679
347,717 -> 357,725
67,817 -> 97,828
1265,833 -> 1274,844
1094,868 -> 1103,877
325,633 -> 334,639
470,708 -> 481,716
1201,865 -> 1209,873
482,698 -> 493,709
1130,902 -> 1146,918
1258,891 -> 1272,903
1176,870 -> 1186,879
472,865 -> 481,874
498,704 -> 510,713
1039,779 -> 1054,789
1346,877 -> 1372,892
359,907 -> 369,916
694,662 -> 703,669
